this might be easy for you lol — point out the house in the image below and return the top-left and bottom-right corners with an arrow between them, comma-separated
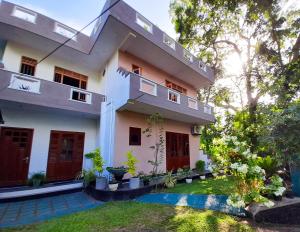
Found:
0,0 -> 215,188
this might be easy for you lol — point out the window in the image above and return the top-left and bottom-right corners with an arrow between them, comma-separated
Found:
166,80 -> 187,95
140,78 -> 157,96
183,50 -> 193,63
70,88 -> 92,104
132,64 -> 142,75
20,56 -> 37,76
12,6 -> 37,23
163,34 -> 176,50
136,13 -> 153,33
54,67 -> 87,90
54,22 -> 77,41
168,89 -> 180,104
129,127 -> 141,146
60,136 -> 74,161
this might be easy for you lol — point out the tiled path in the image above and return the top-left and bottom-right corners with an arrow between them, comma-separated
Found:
0,192 -> 103,228
136,193 -> 246,217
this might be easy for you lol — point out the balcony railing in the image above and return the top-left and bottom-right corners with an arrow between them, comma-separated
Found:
0,69 -> 103,116
137,75 -> 213,116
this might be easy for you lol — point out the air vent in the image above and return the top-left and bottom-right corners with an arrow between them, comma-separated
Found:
163,34 -> 176,50
54,22 -> 77,41
12,6 -> 37,24
136,13 -> 153,33
199,61 -> 207,72
183,50 -> 193,63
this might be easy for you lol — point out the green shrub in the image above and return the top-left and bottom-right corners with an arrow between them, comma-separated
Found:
164,171 -> 176,188
28,172 -> 46,187
257,155 -> 278,177
123,151 -> 139,177
195,160 -> 205,173
85,148 -> 105,176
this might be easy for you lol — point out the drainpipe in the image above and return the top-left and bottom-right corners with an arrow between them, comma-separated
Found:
0,39 -> 7,69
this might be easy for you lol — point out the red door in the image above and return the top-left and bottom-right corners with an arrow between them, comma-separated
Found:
166,132 -> 190,171
0,127 -> 33,187
46,131 -> 85,182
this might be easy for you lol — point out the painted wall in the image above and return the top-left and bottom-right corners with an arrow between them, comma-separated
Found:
2,41 -> 103,94
114,110 -> 200,176
1,107 -> 99,176
119,51 -> 198,98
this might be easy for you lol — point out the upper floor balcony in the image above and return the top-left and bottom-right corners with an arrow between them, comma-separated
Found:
112,68 -> 215,124
0,69 -> 104,117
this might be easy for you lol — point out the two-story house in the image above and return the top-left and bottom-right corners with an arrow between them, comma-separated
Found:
0,0 -> 215,188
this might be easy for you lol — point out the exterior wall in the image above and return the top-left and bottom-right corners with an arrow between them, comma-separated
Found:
2,41 -> 102,94
114,111 -> 200,176
1,107 -> 99,176
119,51 -> 198,98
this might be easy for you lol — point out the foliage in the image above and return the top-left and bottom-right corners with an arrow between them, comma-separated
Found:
257,156 -> 278,178
85,148 -> 105,177
76,169 -> 96,188
269,101 -> 300,165
123,151 -> 139,177
211,135 -> 285,208
28,172 -> 46,187
164,171 -> 177,188
162,176 -> 236,195
195,160 -> 206,173
143,113 -> 165,176
5,202 -> 254,232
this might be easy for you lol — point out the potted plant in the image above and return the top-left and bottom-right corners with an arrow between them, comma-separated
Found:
106,166 -> 128,182
108,176 -> 119,191
124,151 -> 140,189
195,160 -> 206,180
185,169 -> 193,184
28,172 -> 46,187
76,169 -> 96,188
85,148 -> 107,190
164,171 -> 176,188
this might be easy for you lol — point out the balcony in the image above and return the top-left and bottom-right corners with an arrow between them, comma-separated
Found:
0,69 -> 104,117
115,68 -> 215,124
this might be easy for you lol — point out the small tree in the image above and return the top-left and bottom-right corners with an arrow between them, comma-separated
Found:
143,113 -> 165,176
123,151 -> 139,177
85,148 -> 105,177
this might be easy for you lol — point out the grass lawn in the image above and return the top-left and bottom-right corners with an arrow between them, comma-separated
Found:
162,176 -> 236,195
3,201 -> 253,232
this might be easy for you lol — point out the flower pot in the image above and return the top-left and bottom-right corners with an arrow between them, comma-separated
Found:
129,177 -> 140,189
106,167 -> 128,182
200,175 -> 206,180
108,183 -> 118,191
186,178 -> 192,184
95,176 -> 107,190
290,163 -> 300,197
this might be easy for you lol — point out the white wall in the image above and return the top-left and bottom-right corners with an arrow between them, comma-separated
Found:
1,107 -> 99,176
2,41 -> 103,94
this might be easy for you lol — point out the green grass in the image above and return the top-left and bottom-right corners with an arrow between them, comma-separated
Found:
162,176 -> 236,195
3,201 -> 253,232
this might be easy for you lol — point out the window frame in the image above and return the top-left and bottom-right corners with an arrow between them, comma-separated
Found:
139,78 -> 157,96
12,6 -> 37,24
129,127 -> 141,146
54,67 -> 88,90
132,64 -> 142,75
20,56 -> 37,76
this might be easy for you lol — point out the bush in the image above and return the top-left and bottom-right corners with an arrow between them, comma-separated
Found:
195,160 -> 205,173
28,172 -> 46,187
257,155 -> 278,178
164,171 -> 176,188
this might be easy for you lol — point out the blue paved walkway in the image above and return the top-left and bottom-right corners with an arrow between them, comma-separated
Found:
0,192 -> 103,228
136,193 -> 246,217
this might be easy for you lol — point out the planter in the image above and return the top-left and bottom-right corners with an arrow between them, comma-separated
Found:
95,176 -> 107,190
186,178 -> 192,184
200,175 -> 206,180
290,163 -> 300,197
129,177 -> 140,189
106,167 -> 128,182
108,183 -> 118,191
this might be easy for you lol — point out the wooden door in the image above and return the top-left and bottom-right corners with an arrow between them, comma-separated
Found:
0,127 -> 33,187
47,131 -> 85,182
166,132 -> 190,171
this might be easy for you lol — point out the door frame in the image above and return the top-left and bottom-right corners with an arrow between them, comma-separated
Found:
0,126 -> 34,187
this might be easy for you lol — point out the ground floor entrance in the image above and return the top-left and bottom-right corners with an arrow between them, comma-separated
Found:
46,130 -> 85,182
0,127 -> 33,187
166,132 -> 190,171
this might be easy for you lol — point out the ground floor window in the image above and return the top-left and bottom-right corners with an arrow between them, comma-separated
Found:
129,127 -> 141,146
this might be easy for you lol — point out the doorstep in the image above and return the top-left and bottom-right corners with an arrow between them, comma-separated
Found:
0,180 -> 83,203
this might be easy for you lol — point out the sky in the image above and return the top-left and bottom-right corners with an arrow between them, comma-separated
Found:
6,0 -> 177,38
